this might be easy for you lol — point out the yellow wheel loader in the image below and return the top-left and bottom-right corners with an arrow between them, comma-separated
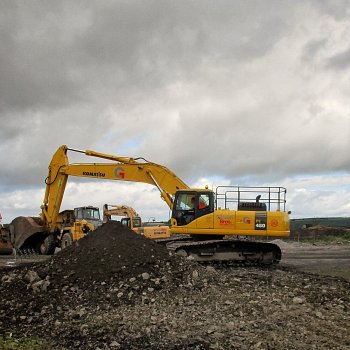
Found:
56,206 -> 102,250
1,205 -> 102,254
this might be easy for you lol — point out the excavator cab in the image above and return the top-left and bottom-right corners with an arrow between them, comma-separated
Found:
172,190 -> 215,226
121,217 -> 142,229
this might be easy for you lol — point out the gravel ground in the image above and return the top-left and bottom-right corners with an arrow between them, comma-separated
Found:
0,222 -> 349,350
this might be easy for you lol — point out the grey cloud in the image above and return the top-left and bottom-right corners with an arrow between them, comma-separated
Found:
1,0 -> 291,114
302,39 -> 327,62
136,102 -> 350,185
0,2 -> 87,112
0,108 -> 114,190
314,0 -> 350,20
327,47 -> 350,70
1,0 -> 350,222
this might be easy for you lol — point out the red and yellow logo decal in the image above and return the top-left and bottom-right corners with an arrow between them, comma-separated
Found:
270,219 -> 278,227
114,167 -> 125,179
243,216 -> 251,224
217,215 -> 233,226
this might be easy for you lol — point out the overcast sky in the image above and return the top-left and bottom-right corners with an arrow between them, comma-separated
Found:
1,0 -> 350,223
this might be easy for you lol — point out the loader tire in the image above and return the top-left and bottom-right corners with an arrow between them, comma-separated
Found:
38,234 -> 56,255
61,233 -> 73,250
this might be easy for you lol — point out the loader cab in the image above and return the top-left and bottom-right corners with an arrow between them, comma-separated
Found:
172,190 -> 214,226
74,206 -> 103,228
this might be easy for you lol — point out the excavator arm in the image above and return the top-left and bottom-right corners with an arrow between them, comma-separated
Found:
41,145 -> 189,232
103,204 -> 139,223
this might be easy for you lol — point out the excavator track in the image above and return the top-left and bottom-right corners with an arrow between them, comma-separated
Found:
166,239 -> 281,266
15,249 -> 41,257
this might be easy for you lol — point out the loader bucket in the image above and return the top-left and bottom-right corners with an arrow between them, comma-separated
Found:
10,216 -> 47,251
0,227 -> 13,255
0,243 -> 13,255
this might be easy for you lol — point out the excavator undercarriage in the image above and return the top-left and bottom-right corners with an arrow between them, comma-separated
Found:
166,239 -> 281,265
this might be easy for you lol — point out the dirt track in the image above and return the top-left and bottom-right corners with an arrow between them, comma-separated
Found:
276,240 -> 350,281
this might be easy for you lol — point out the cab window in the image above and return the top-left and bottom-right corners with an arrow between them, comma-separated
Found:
175,193 -> 196,210
75,208 -> 83,219
84,209 -> 92,219
121,218 -> 131,228
133,218 -> 142,227
91,208 -> 100,219
198,194 -> 210,210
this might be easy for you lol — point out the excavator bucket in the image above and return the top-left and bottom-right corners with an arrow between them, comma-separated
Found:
9,216 -> 47,252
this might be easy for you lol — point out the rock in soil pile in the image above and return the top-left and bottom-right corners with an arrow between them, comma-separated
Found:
1,221 -> 350,350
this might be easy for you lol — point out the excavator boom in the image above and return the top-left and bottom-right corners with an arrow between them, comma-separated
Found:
42,145 -> 189,232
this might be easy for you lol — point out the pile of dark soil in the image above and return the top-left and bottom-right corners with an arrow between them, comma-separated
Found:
2,221 -> 194,307
49,221 -> 183,290
0,222 -> 350,350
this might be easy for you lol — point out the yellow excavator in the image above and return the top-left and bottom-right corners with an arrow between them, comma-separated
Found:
103,204 -> 170,240
1,145 -> 290,264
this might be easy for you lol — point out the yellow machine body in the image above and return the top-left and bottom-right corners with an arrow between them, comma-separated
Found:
171,208 -> 289,236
